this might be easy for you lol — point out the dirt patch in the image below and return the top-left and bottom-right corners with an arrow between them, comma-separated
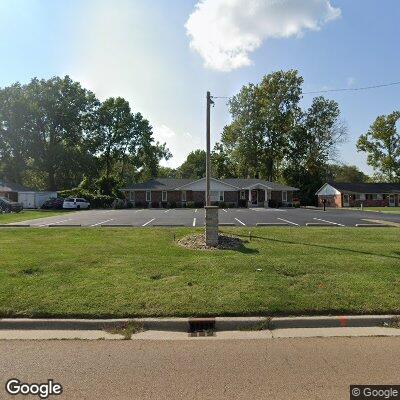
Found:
178,233 -> 243,250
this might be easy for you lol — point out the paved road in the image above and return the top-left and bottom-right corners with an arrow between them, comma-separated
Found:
1,337 -> 399,399
10,207 -> 400,227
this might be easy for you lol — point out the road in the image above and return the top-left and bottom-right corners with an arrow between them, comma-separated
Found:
1,337 -> 399,399
10,207 -> 400,227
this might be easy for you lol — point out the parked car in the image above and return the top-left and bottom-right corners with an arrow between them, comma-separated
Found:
63,198 -> 90,210
0,197 -> 23,213
41,197 -> 64,210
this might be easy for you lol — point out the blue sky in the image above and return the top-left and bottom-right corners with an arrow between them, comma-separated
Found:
0,0 -> 399,173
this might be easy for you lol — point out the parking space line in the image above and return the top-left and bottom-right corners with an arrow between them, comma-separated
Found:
234,218 -> 246,226
142,218 -> 155,227
313,217 -> 345,227
193,218 -> 196,227
195,209 -> 198,213
164,209 -> 171,213
277,218 -> 299,226
91,219 -> 114,227
222,209 -> 228,213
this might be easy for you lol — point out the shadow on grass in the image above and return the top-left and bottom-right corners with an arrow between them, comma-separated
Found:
235,233 -> 400,260
235,241 -> 259,255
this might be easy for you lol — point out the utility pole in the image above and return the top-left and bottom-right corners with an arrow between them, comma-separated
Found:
204,91 -> 218,246
206,91 -> 214,206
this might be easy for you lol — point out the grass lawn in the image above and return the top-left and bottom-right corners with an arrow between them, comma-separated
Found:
0,210 -> 66,224
350,207 -> 400,214
0,227 -> 399,318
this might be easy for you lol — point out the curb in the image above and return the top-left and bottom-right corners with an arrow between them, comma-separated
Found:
0,315 -> 397,332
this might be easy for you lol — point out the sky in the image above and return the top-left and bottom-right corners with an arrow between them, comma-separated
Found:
0,0 -> 399,173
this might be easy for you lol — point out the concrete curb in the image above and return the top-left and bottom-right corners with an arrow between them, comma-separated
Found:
0,224 -> 30,227
0,315 -> 397,332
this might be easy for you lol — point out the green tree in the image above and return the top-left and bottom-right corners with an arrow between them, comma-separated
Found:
178,149 -> 206,179
157,166 -> 178,178
222,70 -> 303,180
326,164 -> 369,183
357,111 -> 400,182
211,142 -> 236,178
0,76 -> 99,190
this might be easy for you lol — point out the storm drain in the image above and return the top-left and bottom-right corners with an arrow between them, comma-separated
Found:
188,318 -> 215,337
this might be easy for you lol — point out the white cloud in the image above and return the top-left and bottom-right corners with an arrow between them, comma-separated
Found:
153,124 -> 177,140
185,0 -> 341,72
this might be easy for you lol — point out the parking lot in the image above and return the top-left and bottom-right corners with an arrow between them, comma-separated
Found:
10,207 -> 400,227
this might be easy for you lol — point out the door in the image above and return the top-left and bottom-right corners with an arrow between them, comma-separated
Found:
251,189 -> 258,205
343,194 -> 350,207
18,192 -> 35,209
389,194 -> 395,207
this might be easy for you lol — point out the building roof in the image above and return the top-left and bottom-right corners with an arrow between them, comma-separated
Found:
326,182 -> 400,194
0,180 -> 33,192
122,178 -> 299,191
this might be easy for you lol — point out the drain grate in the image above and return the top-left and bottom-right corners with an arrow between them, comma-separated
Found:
188,318 -> 215,337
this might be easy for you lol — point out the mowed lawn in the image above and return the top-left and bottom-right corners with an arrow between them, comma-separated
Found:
0,210 -> 66,224
0,227 -> 399,318
351,207 -> 400,214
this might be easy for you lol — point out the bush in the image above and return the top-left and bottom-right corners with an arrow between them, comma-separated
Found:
151,201 -> 159,209
268,199 -> 282,208
194,201 -> 204,208
168,201 -> 177,208
226,202 -> 236,208
58,189 -> 114,209
218,202 -> 226,208
135,201 -> 144,208
238,199 -> 247,208
127,201 -> 134,209
112,199 -> 126,209
186,201 -> 195,208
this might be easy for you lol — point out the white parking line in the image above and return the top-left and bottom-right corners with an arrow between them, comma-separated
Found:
91,219 -> 114,227
277,217 -> 299,226
313,217 -> 345,227
235,218 -> 246,226
142,218 -> 155,227
193,218 -> 196,227
164,209 -> 171,213
195,209 -> 198,213
222,209 -> 228,213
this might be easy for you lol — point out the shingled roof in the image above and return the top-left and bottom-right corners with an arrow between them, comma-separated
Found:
328,182 -> 400,194
122,178 -> 298,191
0,180 -> 33,192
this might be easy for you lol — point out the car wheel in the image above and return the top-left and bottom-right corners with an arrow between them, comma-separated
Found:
77,205 -> 81,210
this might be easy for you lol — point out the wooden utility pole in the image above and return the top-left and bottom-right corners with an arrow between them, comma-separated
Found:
206,91 -> 214,206
205,91 -> 218,246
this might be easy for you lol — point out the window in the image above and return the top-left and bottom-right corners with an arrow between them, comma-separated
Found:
219,191 -> 224,202
162,191 -> 167,202
240,190 -> 246,200
181,191 -> 186,202
210,191 -> 224,202
377,194 -> 383,200
372,194 -> 378,200
146,190 -> 151,202
282,191 -> 287,203
360,193 -> 366,200
129,191 -> 135,201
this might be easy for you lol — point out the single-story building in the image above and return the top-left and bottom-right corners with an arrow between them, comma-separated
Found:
316,182 -> 400,208
121,178 -> 299,208
0,179 -> 57,209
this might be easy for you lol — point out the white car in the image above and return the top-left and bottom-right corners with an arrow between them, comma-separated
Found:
63,197 -> 90,210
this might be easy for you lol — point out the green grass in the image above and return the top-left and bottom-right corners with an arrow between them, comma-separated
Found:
0,210 -> 66,224
0,227 -> 399,318
348,206 -> 400,214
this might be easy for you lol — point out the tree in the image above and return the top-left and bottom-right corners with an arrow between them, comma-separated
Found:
211,142 -> 235,178
178,150 -> 206,179
222,70 -> 303,180
157,166 -> 178,178
0,76 -> 99,190
283,96 -> 347,203
357,111 -> 400,182
326,164 -> 369,183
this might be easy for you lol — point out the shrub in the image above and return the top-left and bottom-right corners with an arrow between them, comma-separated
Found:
238,199 -> 247,208
218,202 -> 226,208
186,201 -> 195,208
127,201 -> 134,209
58,189 -> 114,209
268,199 -> 282,208
168,201 -> 177,208
194,201 -> 204,208
151,201 -> 159,209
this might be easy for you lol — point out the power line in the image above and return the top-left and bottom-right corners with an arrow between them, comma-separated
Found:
303,80 -> 400,94
211,80 -> 400,99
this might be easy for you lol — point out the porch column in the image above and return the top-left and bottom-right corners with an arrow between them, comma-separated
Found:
248,189 -> 252,208
264,189 -> 269,208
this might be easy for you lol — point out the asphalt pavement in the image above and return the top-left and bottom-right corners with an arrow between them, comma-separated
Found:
9,207 -> 400,227
1,337 -> 399,399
